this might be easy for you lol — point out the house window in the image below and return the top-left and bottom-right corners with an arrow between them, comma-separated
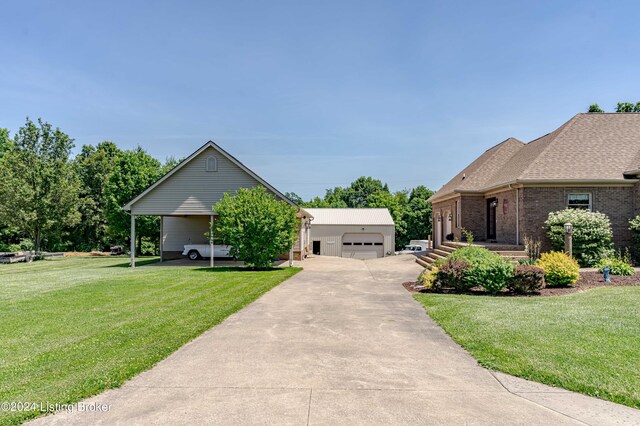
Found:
567,193 -> 591,210
456,201 -> 461,228
205,156 -> 217,172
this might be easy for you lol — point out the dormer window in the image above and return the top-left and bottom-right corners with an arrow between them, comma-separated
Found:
205,156 -> 217,172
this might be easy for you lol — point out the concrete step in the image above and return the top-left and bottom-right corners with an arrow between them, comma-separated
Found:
494,251 -> 527,256
416,257 -> 430,268
432,248 -> 451,258
426,252 -> 446,261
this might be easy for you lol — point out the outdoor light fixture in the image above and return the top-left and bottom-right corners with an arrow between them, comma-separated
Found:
564,222 -> 573,234
448,213 -> 453,221
564,222 -> 573,257
437,216 -> 441,222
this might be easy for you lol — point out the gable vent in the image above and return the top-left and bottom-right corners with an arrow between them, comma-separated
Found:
205,156 -> 217,172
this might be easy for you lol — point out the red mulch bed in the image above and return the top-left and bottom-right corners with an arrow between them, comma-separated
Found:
404,272 -> 640,297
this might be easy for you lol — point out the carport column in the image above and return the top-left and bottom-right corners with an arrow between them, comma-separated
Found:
289,246 -> 293,267
210,214 -> 214,268
159,216 -> 163,263
130,214 -> 136,268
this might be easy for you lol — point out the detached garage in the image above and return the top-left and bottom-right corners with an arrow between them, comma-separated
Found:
304,209 -> 395,259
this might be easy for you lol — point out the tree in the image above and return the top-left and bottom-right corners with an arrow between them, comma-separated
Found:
344,177 -> 386,208
616,102 -> 640,112
285,192 -> 304,205
588,103 -> 604,113
215,186 -> 299,269
0,118 -> 80,252
403,185 -> 434,245
104,147 -> 164,253
0,128 -> 13,157
72,141 -> 122,250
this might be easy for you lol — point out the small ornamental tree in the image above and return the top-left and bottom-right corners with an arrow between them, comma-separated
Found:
545,208 -> 613,267
214,186 -> 299,269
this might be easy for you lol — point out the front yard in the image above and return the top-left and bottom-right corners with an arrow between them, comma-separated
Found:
0,257 -> 299,425
415,288 -> 640,409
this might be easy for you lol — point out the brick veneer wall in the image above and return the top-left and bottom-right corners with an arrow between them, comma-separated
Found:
522,186 -> 635,251
460,195 -> 485,240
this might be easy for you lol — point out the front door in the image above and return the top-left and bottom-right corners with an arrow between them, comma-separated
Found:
312,241 -> 321,255
487,198 -> 497,240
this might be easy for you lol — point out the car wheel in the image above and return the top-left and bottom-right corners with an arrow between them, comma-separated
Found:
188,250 -> 200,260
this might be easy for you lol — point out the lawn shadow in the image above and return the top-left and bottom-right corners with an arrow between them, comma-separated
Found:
192,266 -> 299,273
104,258 -> 161,268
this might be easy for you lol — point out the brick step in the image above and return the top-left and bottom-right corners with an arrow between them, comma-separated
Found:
432,248 -> 451,258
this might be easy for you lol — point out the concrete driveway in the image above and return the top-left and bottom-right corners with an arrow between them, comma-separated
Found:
32,255 -> 640,425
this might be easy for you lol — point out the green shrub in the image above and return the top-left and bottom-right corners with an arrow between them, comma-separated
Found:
447,246 -> 513,294
418,267 -> 439,290
597,250 -> 635,276
545,208 -> 613,267
448,245 -> 500,266
630,215 -> 640,261
434,259 -> 469,291
507,265 -> 546,294
537,251 -> 580,287
465,259 -> 514,295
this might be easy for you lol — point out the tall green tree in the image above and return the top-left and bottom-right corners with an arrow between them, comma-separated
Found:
403,185 -> 434,244
72,141 -> 122,250
104,147 -> 164,253
616,102 -> 640,112
0,118 -> 80,252
0,128 -> 13,157
215,186 -> 299,269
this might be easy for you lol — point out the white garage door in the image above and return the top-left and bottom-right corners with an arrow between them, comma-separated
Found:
342,233 -> 384,259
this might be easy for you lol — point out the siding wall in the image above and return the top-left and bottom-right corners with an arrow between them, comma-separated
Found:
309,225 -> 395,257
131,146 -> 267,215
162,216 -> 210,251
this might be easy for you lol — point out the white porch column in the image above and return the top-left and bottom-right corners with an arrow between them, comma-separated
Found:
289,246 -> 293,267
159,216 -> 163,263
210,214 -> 214,268
130,214 -> 136,268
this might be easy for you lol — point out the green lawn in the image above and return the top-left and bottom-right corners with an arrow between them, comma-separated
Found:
0,257 -> 300,425
415,288 -> 640,409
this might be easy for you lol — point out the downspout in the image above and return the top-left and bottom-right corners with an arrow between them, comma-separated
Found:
509,184 -> 520,246
515,186 -> 520,245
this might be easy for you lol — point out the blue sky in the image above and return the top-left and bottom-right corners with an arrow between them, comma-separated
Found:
1,1 -> 639,200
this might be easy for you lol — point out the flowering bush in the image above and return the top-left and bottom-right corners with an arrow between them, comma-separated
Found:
537,251 -> 580,287
545,208 -> 613,267
507,265 -> 546,294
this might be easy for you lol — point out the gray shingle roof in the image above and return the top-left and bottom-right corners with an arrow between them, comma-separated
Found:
430,113 -> 640,202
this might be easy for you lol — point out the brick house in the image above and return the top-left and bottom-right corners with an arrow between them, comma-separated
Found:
429,113 -> 640,250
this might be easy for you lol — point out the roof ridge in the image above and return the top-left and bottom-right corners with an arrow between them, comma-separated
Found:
517,114 -> 581,180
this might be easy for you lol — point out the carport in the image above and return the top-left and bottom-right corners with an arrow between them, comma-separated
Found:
122,141 -> 312,267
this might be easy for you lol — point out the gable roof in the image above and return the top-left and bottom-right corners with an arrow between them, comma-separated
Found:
123,141 -> 296,211
304,208 -> 394,226
430,113 -> 640,202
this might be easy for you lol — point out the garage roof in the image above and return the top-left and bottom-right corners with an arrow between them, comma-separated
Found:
304,208 -> 394,226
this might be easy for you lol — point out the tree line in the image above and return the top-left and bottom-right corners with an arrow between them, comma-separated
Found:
286,176 -> 434,249
0,118 -> 179,254
0,118 -> 434,254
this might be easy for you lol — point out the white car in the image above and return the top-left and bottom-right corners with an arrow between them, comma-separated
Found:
182,244 -> 233,260
395,244 -> 427,255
